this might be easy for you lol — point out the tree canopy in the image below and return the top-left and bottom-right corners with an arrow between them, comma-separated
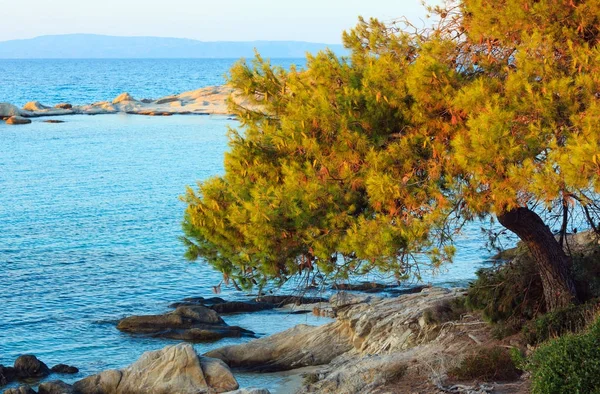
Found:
182,0 -> 600,307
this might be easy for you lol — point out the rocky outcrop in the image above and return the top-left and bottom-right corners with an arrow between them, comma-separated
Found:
13,355 -> 50,379
38,380 -> 74,394
205,288 -> 464,374
117,305 -> 254,341
0,85 -> 258,119
5,116 -> 32,125
73,344 -> 238,394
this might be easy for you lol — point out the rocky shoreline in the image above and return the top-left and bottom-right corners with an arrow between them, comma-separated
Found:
0,86 -> 251,125
1,286 -> 531,394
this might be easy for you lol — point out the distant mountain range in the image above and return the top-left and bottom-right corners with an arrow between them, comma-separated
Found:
0,34 -> 348,59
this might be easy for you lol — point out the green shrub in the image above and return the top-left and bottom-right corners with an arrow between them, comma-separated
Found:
466,250 -> 545,326
522,301 -> 600,345
423,297 -> 468,325
527,318 -> 600,394
448,346 -> 521,382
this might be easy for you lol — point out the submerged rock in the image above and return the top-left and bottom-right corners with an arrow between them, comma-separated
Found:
5,116 -> 31,125
50,364 -> 79,374
43,120 -> 66,124
38,380 -> 75,394
14,355 -> 50,379
73,343 -> 238,394
117,305 -> 253,342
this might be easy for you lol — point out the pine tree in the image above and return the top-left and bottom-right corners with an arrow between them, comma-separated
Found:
183,0 -> 600,310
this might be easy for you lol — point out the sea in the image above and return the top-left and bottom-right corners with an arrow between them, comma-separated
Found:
0,59 -> 497,392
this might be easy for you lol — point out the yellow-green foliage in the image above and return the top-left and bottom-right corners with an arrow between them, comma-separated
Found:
183,1 -> 600,288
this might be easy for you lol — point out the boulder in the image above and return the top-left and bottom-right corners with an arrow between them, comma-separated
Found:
3,385 -> 36,394
38,380 -> 75,394
0,103 -> 23,118
51,364 -> 79,374
14,355 -> 50,379
23,101 -> 50,111
210,302 -> 274,314
54,103 -> 72,110
112,93 -> 136,104
0,365 -> 16,386
73,344 -> 238,394
5,116 -> 32,125
117,305 -> 253,342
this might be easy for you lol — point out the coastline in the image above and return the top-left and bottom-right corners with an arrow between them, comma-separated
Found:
0,85 -> 248,121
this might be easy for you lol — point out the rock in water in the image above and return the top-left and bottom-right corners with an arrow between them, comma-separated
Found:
38,380 -> 75,394
0,365 -> 16,385
54,103 -> 73,109
3,385 -> 36,394
0,103 -> 23,118
224,389 -> 271,394
22,101 -> 50,111
73,344 -> 238,394
112,92 -> 136,104
14,355 -> 50,379
117,305 -> 253,341
5,116 -> 32,125
51,364 -> 79,374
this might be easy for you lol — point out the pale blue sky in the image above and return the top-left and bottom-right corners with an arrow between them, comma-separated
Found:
0,0 -> 435,43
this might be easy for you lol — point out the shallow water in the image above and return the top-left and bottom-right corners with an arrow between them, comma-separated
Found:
0,114 -> 332,391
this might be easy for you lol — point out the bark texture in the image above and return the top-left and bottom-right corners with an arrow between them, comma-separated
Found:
497,207 -> 578,311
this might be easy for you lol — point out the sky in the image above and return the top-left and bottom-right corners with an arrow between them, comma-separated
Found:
0,0 -> 436,43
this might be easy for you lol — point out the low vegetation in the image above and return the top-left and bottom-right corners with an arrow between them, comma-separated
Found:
526,318 -> 600,394
448,346 -> 521,382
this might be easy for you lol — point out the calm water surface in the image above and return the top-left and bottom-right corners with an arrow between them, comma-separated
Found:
0,59 -> 494,392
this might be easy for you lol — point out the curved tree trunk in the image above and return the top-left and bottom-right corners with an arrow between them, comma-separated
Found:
497,207 -> 578,311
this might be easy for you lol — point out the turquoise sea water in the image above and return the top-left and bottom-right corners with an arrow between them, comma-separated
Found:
0,59 -> 494,392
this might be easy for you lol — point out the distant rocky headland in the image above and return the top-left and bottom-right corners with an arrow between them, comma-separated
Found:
0,86 -> 248,125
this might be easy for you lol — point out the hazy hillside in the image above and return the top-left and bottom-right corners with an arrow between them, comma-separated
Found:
0,34 -> 347,59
